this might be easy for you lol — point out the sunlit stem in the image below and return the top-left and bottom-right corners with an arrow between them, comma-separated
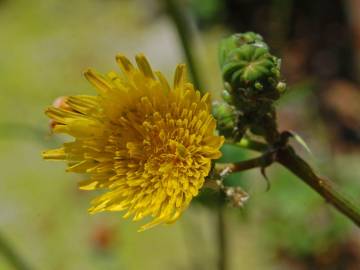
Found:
0,231 -> 31,270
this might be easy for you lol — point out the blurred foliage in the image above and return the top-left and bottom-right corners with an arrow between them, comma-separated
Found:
1,0 -> 360,269
189,0 -> 224,28
258,167 -> 351,257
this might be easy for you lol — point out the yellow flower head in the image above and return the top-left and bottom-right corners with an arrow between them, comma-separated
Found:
43,54 -> 224,231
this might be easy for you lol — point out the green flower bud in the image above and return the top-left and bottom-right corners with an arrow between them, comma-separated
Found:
220,35 -> 280,89
212,102 -> 237,137
217,32 -> 285,142
219,32 -> 285,110
219,32 -> 267,68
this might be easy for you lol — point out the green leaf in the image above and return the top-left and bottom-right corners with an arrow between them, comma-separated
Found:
218,143 -> 248,163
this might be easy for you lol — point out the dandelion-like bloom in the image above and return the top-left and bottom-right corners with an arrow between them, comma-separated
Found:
43,54 -> 224,231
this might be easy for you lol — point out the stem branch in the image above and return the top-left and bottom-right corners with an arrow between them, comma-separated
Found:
232,140 -> 360,226
231,154 -> 272,172
277,146 -> 360,226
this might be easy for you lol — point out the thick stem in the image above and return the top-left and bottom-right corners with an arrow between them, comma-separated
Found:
277,146 -> 360,226
217,206 -> 227,270
0,231 -> 31,270
163,0 -> 204,92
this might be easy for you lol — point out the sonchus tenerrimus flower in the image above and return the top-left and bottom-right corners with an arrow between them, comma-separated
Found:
43,54 -> 224,231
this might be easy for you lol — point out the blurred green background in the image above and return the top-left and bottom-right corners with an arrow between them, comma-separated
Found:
1,0 -> 360,269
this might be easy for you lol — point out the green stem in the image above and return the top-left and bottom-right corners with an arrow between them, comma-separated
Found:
217,205 -> 227,270
277,146 -> 360,226
163,0 -> 204,92
234,138 -> 360,226
0,231 -> 31,270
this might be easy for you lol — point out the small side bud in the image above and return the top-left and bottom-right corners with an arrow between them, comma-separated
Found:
276,81 -> 286,93
254,82 -> 263,90
221,89 -> 233,104
212,102 -> 237,137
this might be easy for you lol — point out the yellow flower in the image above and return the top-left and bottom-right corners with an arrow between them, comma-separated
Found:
43,54 -> 224,231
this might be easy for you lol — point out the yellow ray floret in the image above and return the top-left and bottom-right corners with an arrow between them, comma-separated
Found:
43,54 -> 224,231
